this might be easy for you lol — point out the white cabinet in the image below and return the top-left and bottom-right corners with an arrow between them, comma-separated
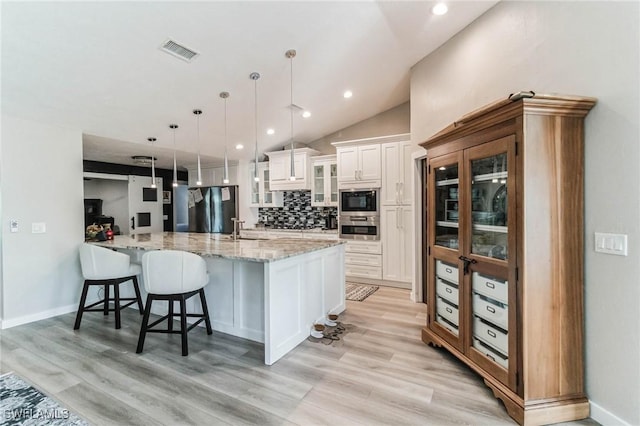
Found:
265,148 -> 320,191
311,155 -> 338,207
381,206 -> 413,283
249,162 -> 283,208
335,144 -> 381,188
344,240 -> 382,280
187,165 -> 238,187
381,140 -> 413,206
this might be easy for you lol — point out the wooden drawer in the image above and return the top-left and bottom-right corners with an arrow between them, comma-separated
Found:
436,297 -> 459,327
473,294 -> 508,330
346,264 -> 382,280
436,260 -> 458,284
345,241 -> 382,254
436,278 -> 459,306
472,272 -> 508,304
474,316 -> 508,356
436,315 -> 459,336
473,338 -> 508,370
346,253 -> 381,267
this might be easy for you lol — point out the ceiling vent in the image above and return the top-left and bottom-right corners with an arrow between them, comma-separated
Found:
160,39 -> 199,62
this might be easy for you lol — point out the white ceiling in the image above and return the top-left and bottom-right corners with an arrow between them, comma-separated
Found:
2,1 -> 497,170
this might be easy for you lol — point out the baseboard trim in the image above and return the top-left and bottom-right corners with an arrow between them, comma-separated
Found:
346,276 -> 411,290
1,303 -> 79,329
590,400 -> 631,426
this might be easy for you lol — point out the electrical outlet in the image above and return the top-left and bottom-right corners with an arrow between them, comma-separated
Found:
10,220 -> 18,233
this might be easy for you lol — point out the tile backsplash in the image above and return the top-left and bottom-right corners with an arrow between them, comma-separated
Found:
258,191 -> 337,229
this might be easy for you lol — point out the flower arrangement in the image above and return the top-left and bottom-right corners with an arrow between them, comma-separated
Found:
86,223 -> 103,239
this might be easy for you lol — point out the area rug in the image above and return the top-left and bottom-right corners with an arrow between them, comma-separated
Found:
346,283 -> 379,301
0,372 -> 88,426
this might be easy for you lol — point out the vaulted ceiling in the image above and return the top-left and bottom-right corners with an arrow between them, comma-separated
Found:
2,1 -> 497,169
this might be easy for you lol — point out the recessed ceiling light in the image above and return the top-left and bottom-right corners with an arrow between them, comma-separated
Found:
343,90 -> 353,99
432,2 -> 448,15
266,128 -> 275,135
235,144 -> 244,150
302,111 -> 311,118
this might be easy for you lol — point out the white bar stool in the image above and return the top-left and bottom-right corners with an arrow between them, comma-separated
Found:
75,243 -> 144,330
136,250 -> 213,356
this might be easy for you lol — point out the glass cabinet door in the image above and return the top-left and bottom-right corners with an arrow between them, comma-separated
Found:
250,164 -> 260,205
263,168 -> 273,205
464,135 -> 515,389
330,163 -> 338,204
434,161 -> 460,250
313,164 -> 325,204
469,152 -> 508,260
428,152 -> 464,351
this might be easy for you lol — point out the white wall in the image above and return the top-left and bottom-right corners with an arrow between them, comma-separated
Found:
410,2 -> 639,424
1,115 -> 85,327
83,178 -> 129,234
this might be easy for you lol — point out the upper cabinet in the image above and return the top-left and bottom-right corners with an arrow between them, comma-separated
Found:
335,144 -> 381,188
381,139 -> 414,206
249,162 -> 283,208
333,134 -> 411,189
265,147 -> 320,191
311,155 -> 338,207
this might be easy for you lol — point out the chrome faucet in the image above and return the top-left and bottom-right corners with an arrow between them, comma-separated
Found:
231,218 -> 245,240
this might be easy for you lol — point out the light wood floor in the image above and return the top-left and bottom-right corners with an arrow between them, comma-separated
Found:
0,287 -> 598,425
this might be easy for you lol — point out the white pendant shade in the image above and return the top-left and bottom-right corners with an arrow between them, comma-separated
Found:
170,124 -> 178,187
193,109 -> 203,186
148,137 -> 157,188
220,91 -> 230,184
250,72 -> 260,183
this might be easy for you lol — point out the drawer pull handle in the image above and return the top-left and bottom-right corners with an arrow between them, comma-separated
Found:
486,354 -> 495,362
446,288 -> 453,293
445,307 -> 453,314
486,282 -> 495,289
446,268 -> 453,273
486,305 -> 496,314
487,330 -> 497,338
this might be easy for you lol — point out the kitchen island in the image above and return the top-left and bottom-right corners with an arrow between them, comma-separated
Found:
94,232 -> 346,365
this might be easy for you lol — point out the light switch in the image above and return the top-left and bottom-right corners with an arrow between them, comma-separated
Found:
32,222 -> 46,234
595,232 -> 628,256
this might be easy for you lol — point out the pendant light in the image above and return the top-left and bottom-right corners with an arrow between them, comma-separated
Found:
286,49 -> 297,181
148,137 -> 157,188
220,91 -> 230,184
169,124 -> 179,187
193,109 -> 203,186
250,72 -> 261,182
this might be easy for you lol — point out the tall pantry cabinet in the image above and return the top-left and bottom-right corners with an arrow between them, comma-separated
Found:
420,93 -> 596,425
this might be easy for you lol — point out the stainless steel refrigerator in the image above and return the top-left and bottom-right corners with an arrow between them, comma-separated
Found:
187,186 -> 238,234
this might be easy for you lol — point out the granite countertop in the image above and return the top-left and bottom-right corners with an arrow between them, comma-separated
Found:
243,228 -> 338,235
92,232 -> 344,263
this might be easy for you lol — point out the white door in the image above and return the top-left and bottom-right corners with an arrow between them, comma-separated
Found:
381,142 -> 400,205
399,206 -> 414,282
381,206 -> 401,281
399,141 -> 414,205
128,175 -> 163,235
337,146 -> 358,183
358,144 -> 381,181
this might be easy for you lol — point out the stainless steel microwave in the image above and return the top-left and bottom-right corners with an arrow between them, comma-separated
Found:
339,189 -> 379,215
339,215 -> 379,240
